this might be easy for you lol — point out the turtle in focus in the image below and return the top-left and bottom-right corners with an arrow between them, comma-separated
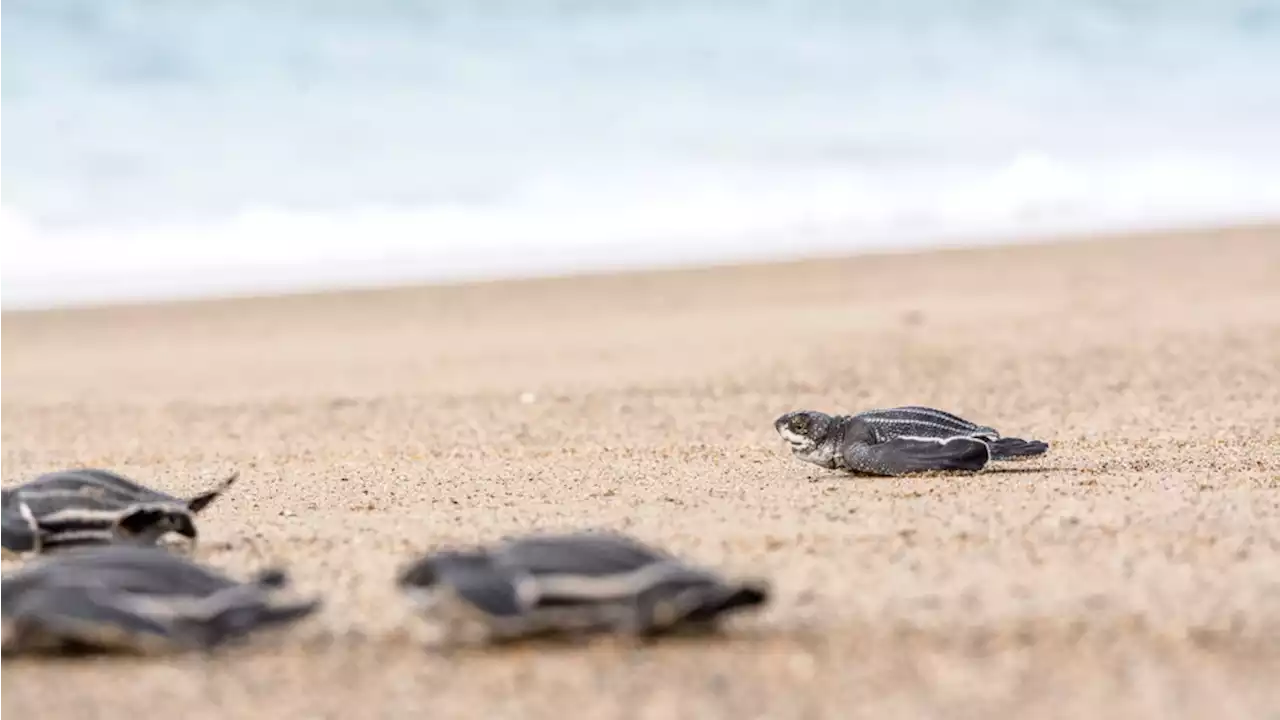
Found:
397,530 -> 770,645
1,544 -> 320,656
775,405 -> 1049,477
1,468 -> 240,556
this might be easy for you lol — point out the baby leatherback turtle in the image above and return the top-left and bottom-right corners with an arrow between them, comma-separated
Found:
1,468 -> 239,555
1,544 -> 320,656
775,405 -> 1049,476
397,530 -> 770,645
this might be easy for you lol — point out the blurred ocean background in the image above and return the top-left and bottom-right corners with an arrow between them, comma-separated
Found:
4,0 -> 1280,308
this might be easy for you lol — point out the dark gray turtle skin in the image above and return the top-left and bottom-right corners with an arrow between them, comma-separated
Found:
1,544 -> 320,656
397,530 -> 769,644
1,468 -> 239,555
775,405 -> 1049,477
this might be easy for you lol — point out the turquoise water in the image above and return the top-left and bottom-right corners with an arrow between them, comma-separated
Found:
4,1 -> 1280,307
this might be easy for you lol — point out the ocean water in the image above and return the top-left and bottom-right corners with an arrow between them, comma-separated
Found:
4,0 -> 1280,308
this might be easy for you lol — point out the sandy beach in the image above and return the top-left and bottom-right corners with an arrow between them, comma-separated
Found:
2,225 -> 1279,719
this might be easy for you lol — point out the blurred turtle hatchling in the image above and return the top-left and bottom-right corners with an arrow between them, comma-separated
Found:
397,530 -> 770,646
1,544 -> 321,656
2,468 -> 240,556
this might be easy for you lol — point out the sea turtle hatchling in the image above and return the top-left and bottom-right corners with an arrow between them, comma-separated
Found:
1,544 -> 321,656
2,468 -> 240,555
775,405 -> 1049,477
396,530 -> 770,645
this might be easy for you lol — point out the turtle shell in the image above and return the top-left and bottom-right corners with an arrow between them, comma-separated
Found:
1,468 -> 238,554
398,531 -> 769,642
1,545 -> 318,656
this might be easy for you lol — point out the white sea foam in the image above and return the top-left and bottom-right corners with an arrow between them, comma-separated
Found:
5,150 -> 1276,309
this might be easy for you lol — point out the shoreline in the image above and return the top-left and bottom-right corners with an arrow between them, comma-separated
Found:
4,214 -> 1278,314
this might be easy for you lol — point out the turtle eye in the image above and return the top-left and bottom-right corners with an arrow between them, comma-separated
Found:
790,416 -> 810,433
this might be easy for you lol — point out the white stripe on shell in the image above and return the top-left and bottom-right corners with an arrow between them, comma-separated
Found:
17,501 -> 43,553
859,406 -> 989,432
890,406 -> 982,426
113,586 -> 270,622
37,508 -> 128,524
37,503 -> 186,525
862,417 -> 999,439
27,474 -> 154,498
39,529 -> 117,545
8,488 -> 128,501
528,561 -> 701,604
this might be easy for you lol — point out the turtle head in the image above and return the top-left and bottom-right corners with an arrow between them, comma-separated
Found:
774,410 -> 835,451
397,555 -> 443,590
397,550 -> 491,590
115,505 -> 198,544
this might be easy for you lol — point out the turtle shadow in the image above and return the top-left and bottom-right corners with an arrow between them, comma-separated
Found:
810,464 -> 1078,481
425,623 -> 768,658
983,464 -> 1082,475
0,642 -> 170,664
0,631 -> 302,664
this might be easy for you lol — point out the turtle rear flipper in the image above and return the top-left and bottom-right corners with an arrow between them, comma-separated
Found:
845,435 -> 991,476
185,471 -> 240,514
989,437 -> 1050,460
5,586 -> 182,656
625,566 -> 771,636
697,580 -> 770,619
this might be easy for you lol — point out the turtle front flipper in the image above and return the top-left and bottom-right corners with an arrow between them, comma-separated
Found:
178,597 -> 322,651
843,435 -> 991,476
184,471 -> 240,514
4,586 -> 182,656
989,437 -> 1050,460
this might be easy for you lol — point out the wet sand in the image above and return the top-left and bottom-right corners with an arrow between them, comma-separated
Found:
3,224 -> 1279,719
